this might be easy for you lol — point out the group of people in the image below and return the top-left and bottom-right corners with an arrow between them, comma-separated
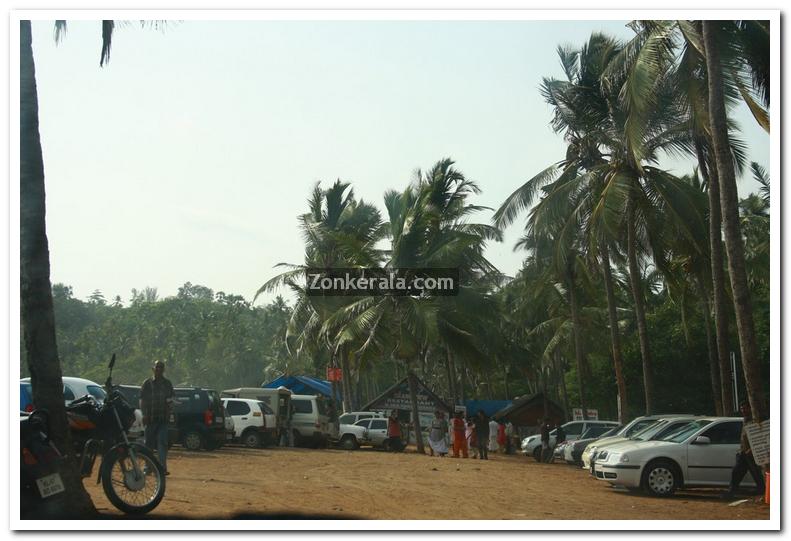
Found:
426,409 -> 515,459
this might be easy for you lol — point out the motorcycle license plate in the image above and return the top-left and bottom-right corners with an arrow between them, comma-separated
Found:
36,473 -> 65,498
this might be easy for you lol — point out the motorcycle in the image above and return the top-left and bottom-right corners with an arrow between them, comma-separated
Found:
20,409 -> 67,518
66,354 -> 166,514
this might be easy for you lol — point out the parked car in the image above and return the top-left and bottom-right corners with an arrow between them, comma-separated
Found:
338,417 -> 395,450
290,394 -> 334,447
336,416 -> 391,450
338,411 -> 385,426
586,416 -> 701,473
115,384 -> 145,442
563,425 -> 621,466
170,387 -> 227,451
593,417 -> 752,496
222,398 -> 270,448
21,377 -> 107,410
521,420 -> 620,461
222,387 -> 291,445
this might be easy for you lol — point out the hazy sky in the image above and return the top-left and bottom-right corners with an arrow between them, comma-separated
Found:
30,19 -> 770,305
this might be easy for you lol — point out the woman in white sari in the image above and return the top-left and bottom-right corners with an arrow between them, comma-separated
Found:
428,410 -> 449,456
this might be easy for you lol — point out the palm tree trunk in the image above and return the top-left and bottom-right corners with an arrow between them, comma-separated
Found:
626,193 -> 655,414
557,355 -> 570,420
699,281 -> 724,416
702,22 -> 768,422
698,142 -> 736,414
444,349 -> 456,405
406,369 -> 425,453
339,353 -> 352,413
566,263 -> 588,419
600,241 -> 628,423
20,20 -> 96,518
459,358 -> 467,403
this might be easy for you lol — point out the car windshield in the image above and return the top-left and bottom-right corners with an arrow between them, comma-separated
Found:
659,420 -> 713,443
598,426 -> 621,438
623,419 -> 657,437
87,385 -> 107,400
629,420 -> 663,440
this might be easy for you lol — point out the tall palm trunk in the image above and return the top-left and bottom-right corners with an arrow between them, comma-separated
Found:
696,138 -> 735,414
445,349 -> 457,405
600,241 -> 628,423
20,20 -> 96,517
566,263 -> 588,419
699,283 -> 724,416
702,22 -> 768,422
626,193 -> 655,414
406,369 -> 425,453
339,352 -> 352,413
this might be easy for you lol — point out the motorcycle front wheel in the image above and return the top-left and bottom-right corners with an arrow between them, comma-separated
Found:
101,444 -> 166,514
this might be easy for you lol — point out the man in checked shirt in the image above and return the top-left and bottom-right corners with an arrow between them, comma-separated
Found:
141,360 -> 174,475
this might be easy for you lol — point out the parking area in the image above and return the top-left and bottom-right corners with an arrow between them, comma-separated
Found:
83,445 -> 770,520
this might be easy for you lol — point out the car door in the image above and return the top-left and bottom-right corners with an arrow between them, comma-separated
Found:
685,421 -> 743,486
368,419 -> 389,446
224,399 -> 253,438
355,419 -> 372,442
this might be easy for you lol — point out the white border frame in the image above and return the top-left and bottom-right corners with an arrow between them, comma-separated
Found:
8,8 -> 781,531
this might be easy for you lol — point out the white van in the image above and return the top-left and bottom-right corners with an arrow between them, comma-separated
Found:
221,387 -> 292,445
290,394 -> 335,447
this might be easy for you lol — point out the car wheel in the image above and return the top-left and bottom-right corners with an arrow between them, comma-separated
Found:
182,430 -> 204,451
243,430 -> 263,448
642,459 -> 680,497
340,434 -> 359,450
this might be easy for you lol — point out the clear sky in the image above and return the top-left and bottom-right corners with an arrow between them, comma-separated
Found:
29,19 -> 770,305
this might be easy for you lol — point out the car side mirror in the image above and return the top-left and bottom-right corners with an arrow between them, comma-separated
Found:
693,435 -> 711,445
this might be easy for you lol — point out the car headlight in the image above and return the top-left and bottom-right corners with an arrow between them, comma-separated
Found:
607,452 -> 620,463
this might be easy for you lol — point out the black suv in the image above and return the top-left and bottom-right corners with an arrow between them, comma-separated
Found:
169,387 -> 227,451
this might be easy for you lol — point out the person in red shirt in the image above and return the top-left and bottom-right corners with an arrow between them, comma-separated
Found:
387,410 -> 403,452
451,411 -> 468,458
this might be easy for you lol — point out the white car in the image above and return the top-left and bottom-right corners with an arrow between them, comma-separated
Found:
521,420 -> 619,460
222,398 -> 269,448
338,411 -> 384,426
22,376 -> 107,405
584,416 -> 701,471
593,417 -> 753,496
337,417 -> 391,450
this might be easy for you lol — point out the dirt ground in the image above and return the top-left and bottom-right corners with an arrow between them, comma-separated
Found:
84,445 -> 770,520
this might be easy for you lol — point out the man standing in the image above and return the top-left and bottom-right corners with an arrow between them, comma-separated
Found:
723,401 -> 766,498
387,409 -> 403,452
476,410 -> 490,460
540,418 -> 551,463
141,360 -> 174,475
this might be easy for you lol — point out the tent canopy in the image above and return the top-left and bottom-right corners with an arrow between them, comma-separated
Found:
463,399 -> 512,418
262,375 -> 341,400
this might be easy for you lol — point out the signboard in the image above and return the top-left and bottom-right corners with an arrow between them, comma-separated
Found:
326,367 -> 342,382
454,405 -> 467,417
366,379 -> 450,415
572,408 -> 599,421
744,420 -> 770,467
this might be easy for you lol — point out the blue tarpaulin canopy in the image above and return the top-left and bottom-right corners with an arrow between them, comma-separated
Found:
262,375 -> 341,400
464,399 -> 512,418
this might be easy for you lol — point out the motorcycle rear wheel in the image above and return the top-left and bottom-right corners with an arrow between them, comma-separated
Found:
101,444 -> 166,514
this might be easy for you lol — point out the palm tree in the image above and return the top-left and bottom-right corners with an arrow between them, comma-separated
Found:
20,19 -> 111,517
326,159 -> 501,453
702,21 -> 768,422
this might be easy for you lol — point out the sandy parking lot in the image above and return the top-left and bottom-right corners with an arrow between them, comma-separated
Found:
84,445 -> 770,520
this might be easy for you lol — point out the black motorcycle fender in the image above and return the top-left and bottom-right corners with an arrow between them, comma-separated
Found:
97,442 -> 150,484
